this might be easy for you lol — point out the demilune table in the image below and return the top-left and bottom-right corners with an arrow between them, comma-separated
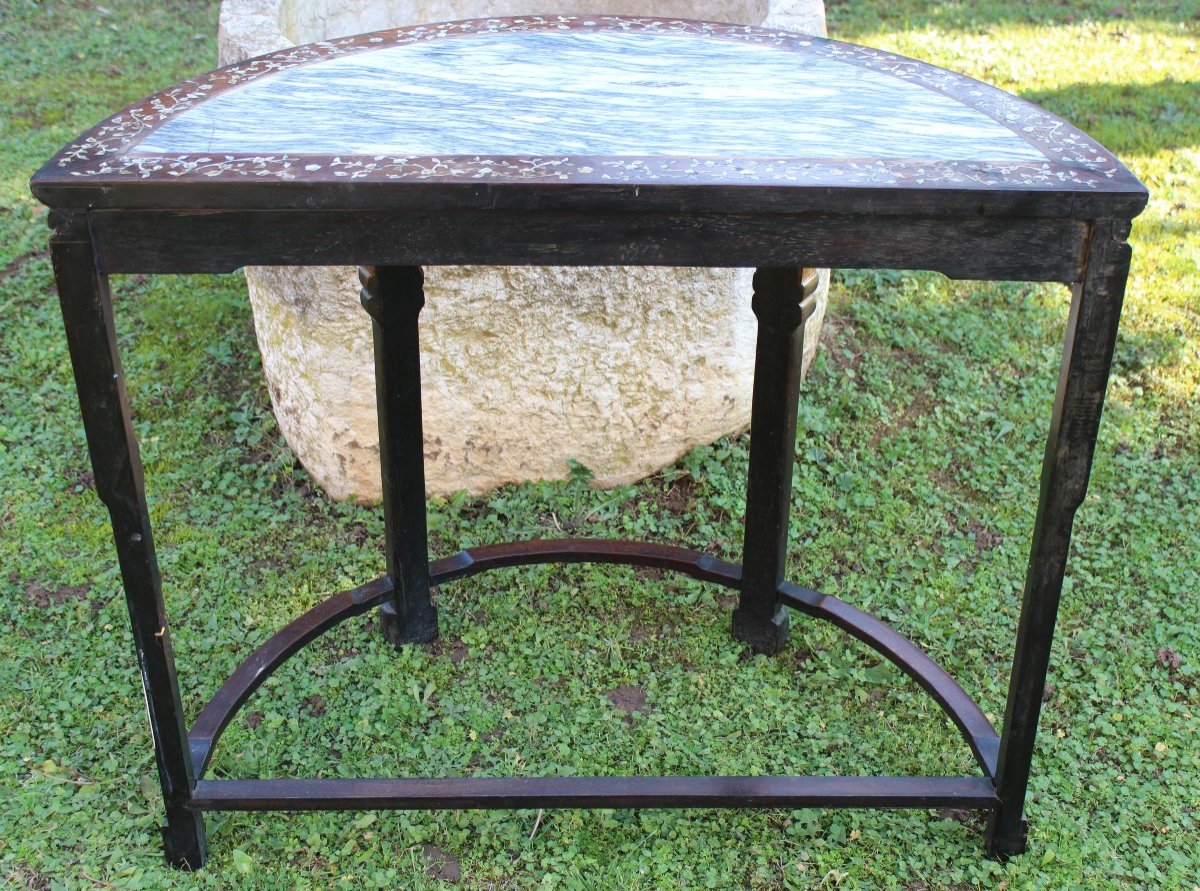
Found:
31,16 -> 1147,870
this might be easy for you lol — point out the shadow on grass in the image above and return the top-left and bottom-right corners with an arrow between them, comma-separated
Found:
1021,78 -> 1199,154
827,0 -> 1199,40
832,262 -> 1191,400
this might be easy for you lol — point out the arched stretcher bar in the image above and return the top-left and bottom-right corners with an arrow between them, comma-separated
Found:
186,539 -> 1001,807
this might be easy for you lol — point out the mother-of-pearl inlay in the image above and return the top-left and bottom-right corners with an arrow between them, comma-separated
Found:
135,30 -> 1045,162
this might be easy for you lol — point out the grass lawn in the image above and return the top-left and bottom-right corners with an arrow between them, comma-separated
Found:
1,0 -> 1197,887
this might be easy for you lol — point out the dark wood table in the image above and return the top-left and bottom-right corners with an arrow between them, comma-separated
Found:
31,16 -> 1147,870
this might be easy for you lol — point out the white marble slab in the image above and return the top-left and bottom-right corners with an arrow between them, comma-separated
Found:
136,30 -> 1044,162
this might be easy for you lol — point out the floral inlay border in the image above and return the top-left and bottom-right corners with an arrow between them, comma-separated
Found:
44,15 -> 1132,191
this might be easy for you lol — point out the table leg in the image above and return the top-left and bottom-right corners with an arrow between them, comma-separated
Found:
986,220 -> 1133,858
734,268 -> 820,655
360,266 -> 438,647
50,224 -> 206,869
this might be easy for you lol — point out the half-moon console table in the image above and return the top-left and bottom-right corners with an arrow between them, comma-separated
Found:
32,16 -> 1147,870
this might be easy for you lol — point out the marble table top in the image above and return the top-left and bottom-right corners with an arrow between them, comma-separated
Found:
33,16 -> 1145,215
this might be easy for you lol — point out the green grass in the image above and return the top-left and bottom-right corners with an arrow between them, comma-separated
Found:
1,0 -> 1198,887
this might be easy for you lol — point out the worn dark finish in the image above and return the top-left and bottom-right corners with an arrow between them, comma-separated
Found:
360,266 -> 438,646
34,15 -> 1147,869
189,775 -> 1000,812
734,268 -> 818,653
985,219 -> 1134,859
38,178 -> 1144,220
50,218 -> 206,870
86,209 -> 1092,282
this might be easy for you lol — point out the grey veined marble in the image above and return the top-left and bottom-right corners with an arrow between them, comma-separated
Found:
137,30 -> 1045,162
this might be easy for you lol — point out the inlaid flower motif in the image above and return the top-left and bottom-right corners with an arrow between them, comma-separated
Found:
48,15 -> 1126,191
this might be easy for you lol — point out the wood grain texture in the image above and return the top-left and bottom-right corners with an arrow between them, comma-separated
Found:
733,268 -> 818,654
189,774 -> 1000,811
360,266 -> 438,646
986,219 -> 1134,859
51,230 -> 206,870
89,209 -> 1091,281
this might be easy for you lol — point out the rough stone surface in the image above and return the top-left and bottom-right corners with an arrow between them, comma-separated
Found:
219,0 -> 830,501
